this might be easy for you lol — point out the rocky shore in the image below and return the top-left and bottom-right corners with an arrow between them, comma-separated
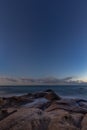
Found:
0,89 -> 87,130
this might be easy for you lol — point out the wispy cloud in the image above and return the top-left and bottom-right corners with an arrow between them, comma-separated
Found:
63,77 -> 73,81
0,76 -> 87,85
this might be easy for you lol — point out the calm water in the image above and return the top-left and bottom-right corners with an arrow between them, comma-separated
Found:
0,85 -> 87,99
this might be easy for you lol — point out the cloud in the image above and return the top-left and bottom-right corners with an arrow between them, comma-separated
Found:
63,77 -> 73,81
0,76 -> 18,85
0,76 -> 87,85
2,78 -> 18,82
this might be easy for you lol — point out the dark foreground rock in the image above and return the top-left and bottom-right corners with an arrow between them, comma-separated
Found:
0,89 -> 87,130
0,108 -> 84,130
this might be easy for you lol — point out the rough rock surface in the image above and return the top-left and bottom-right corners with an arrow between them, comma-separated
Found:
81,114 -> 87,130
0,108 -> 83,130
0,89 -> 87,130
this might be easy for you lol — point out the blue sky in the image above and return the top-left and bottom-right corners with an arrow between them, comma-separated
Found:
0,0 -> 87,84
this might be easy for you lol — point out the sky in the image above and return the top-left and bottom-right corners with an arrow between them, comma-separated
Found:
0,0 -> 87,85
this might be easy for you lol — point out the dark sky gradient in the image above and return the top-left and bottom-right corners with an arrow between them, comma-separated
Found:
0,0 -> 87,80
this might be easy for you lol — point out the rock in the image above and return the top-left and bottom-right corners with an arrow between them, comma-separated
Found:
44,89 -> 54,93
0,108 -> 82,130
45,99 -> 87,114
76,100 -> 87,109
32,90 -> 61,101
24,98 -> 49,110
2,96 -> 34,108
1,109 -> 8,114
48,110 -> 80,130
33,92 -> 46,98
0,98 -> 5,106
0,108 -> 50,130
71,113 -> 84,128
24,93 -> 33,97
0,90 -> 87,130
44,91 -> 61,101
81,114 -> 87,130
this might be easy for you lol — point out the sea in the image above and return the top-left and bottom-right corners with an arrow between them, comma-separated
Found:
0,85 -> 87,100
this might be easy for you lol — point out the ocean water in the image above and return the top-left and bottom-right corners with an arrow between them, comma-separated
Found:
0,85 -> 87,99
